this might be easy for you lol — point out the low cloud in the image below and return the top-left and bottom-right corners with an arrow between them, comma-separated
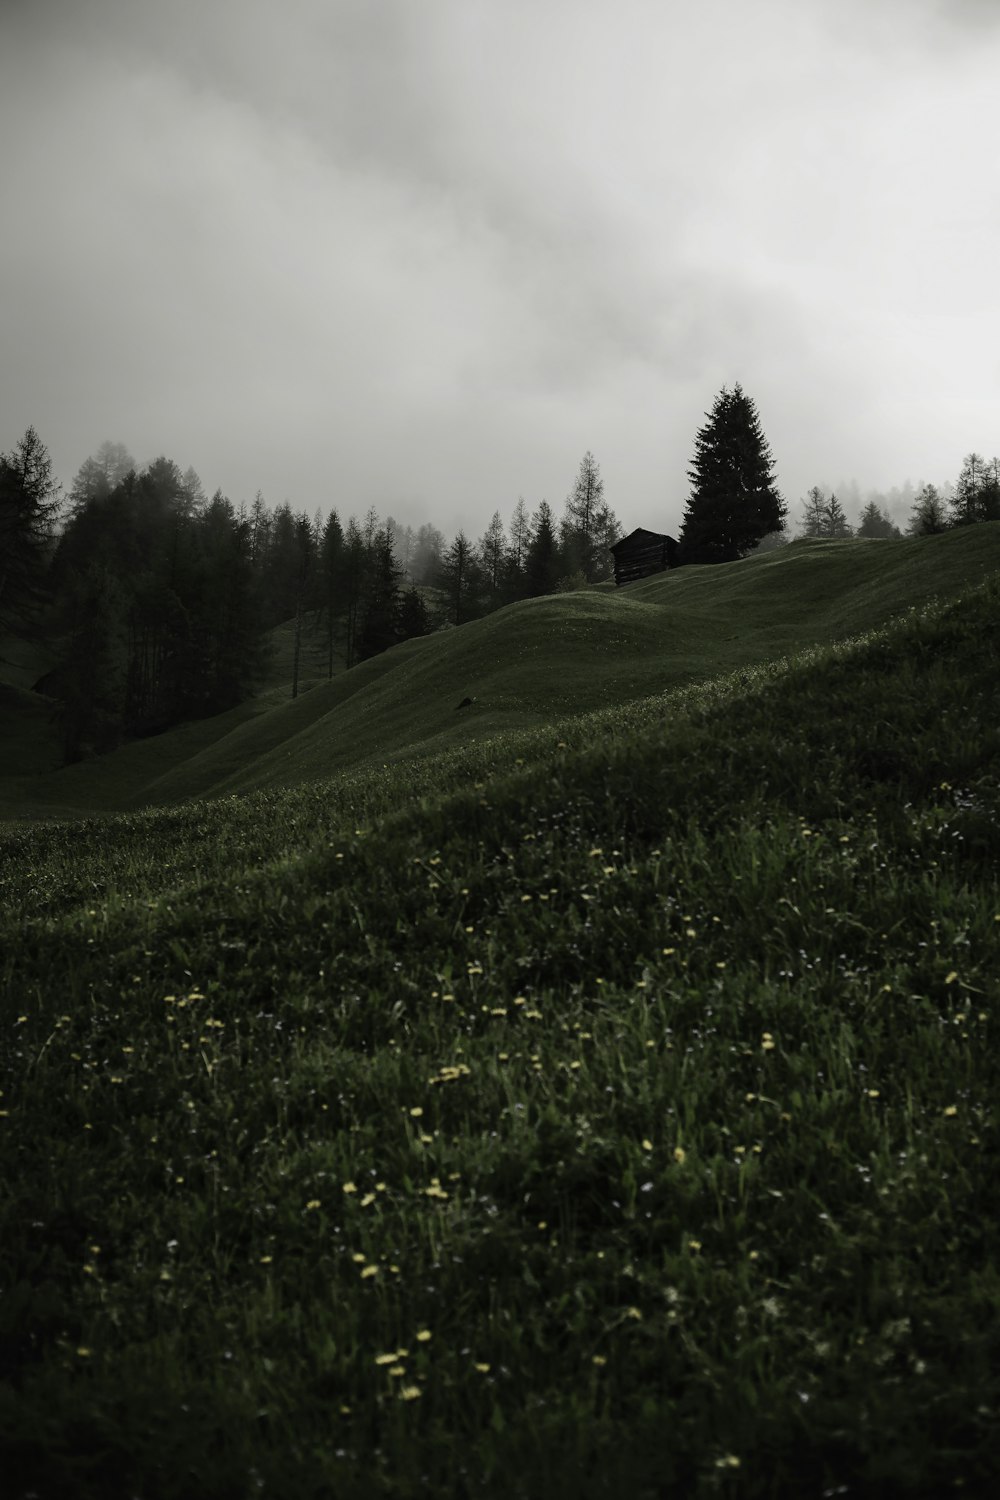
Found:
2,0 -> 997,537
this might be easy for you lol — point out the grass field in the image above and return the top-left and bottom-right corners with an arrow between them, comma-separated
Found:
4,529 -> 1000,822
1,531 -> 999,1497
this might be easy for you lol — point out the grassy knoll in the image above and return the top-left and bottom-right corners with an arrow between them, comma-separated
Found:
1,568 -> 999,1497
3,527 -> 1000,821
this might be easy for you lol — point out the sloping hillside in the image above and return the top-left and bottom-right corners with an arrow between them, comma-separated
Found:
2,526 -> 998,820
1,576 -> 998,1497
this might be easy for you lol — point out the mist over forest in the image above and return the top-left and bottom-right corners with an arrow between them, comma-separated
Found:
2,400 -> 998,766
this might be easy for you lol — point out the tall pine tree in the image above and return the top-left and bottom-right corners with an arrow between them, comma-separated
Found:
679,385 -> 785,563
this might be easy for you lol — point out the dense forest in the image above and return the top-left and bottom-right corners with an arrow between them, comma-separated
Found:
1,436 -> 622,760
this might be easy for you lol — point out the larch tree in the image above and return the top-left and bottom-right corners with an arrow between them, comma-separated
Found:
478,509 -> 507,611
679,385 -> 785,562
503,496 -> 531,600
563,451 -> 607,581
0,425 -> 61,644
800,486 -> 853,538
508,497 -> 530,572
950,453 -> 1000,526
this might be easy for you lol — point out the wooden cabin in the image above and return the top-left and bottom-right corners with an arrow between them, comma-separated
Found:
610,528 -> 680,586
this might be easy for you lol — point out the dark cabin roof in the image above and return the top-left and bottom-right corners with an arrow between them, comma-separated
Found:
610,527 -> 677,553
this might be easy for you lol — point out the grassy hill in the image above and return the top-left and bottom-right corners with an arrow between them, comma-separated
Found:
3,527 -> 1000,822
1,532 -> 999,1496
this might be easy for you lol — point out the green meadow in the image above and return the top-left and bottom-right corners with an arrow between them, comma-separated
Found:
2,529 -> 999,1497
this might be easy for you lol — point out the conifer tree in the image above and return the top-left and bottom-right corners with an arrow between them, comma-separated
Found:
563,451 -> 606,581
950,453 -> 1000,526
318,510 -> 345,678
439,531 -> 481,625
503,496 -> 531,600
359,524 -> 403,659
679,385 -> 785,562
396,586 -> 431,641
410,523 -> 445,586
857,501 -> 900,539
524,501 -> 560,596
907,483 -> 949,536
0,426 -> 61,643
800,486 -> 853,538
478,510 -> 507,611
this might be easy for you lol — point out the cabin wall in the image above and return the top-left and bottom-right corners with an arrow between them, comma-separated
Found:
613,539 -> 671,586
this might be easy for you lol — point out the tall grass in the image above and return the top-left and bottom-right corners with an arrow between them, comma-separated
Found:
1,579 -> 999,1497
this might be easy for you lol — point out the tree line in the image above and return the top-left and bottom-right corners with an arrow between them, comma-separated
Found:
675,383 -> 1000,557
1,434 -> 621,760
5,400 -> 996,762
791,455 -> 1000,541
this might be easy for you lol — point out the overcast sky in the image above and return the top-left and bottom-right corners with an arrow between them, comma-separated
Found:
2,0 -> 998,540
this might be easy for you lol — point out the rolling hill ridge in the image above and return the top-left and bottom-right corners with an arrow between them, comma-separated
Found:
2,526 -> 999,822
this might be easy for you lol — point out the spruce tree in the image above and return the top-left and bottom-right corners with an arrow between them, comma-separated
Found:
359,524 -> 403,659
524,501 -> 560,596
907,483 -> 949,536
857,501 -> 900,539
396,586 -> 431,641
679,385 -> 785,562
439,531 -> 481,625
